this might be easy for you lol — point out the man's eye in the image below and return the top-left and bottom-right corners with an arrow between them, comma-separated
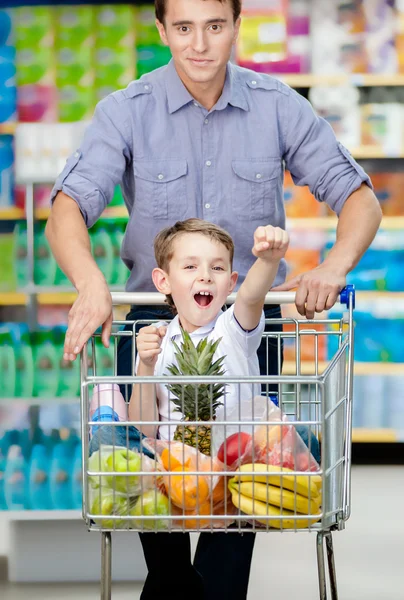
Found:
209,24 -> 222,32
178,26 -> 190,33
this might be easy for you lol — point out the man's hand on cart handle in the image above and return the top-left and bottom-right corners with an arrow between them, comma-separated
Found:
272,264 -> 346,319
136,325 -> 168,369
63,279 -> 113,361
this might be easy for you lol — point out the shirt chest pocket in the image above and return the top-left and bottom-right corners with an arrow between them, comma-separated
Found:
133,159 -> 188,220
231,159 -> 281,221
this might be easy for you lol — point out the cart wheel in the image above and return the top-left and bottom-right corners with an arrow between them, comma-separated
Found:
101,532 -> 112,600
316,531 -> 338,600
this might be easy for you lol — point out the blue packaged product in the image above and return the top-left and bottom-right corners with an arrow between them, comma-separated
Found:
0,136 -> 13,206
29,444 -> 51,510
4,445 -> 28,509
0,10 -> 13,46
0,449 -> 7,510
71,443 -> 82,509
49,442 -> 73,509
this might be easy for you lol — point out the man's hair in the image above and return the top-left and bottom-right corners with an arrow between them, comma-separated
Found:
154,218 -> 234,312
155,0 -> 242,24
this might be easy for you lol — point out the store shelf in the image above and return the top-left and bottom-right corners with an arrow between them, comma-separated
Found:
282,361 -> 404,376
352,429 -> 400,443
0,292 -> 27,305
351,146 -> 404,159
0,122 -> 17,135
37,292 -> 78,305
5,510 -> 81,521
277,73 -> 404,88
0,396 -> 79,405
0,207 -> 25,220
287,216 -> 404,230
0,206 -> 128,221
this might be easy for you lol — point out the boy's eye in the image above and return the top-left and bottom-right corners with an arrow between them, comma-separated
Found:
213,266 -> 225,271
185,265 -> 196,269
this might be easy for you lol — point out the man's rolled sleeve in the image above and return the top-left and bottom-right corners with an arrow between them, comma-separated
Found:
50,95 -> 132,227
282,89 -> 372,215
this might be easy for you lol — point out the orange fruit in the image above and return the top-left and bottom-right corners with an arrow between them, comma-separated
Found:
181,502 -> 211,529
160,447 -> 192,472
163,466 -> 209,510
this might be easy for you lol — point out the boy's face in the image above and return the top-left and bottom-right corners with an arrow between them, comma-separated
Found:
153,233 -> 238,332
156,0 -> 240,89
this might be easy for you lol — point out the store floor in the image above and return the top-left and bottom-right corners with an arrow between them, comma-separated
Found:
0,466 -> 403,600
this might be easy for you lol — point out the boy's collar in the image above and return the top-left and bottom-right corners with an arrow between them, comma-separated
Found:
169,310 -> 224,339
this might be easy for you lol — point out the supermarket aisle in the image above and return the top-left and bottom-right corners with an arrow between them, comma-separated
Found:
0,466 -> 403,600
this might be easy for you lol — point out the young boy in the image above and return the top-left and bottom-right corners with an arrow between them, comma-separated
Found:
90,218 -> 289,600
129,218 -> 289,441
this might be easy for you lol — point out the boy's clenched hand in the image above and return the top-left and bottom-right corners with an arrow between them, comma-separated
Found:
136,325 -> 167,369
252,225 -> 289,262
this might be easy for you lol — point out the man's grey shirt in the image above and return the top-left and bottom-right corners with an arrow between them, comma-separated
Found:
51,59 -> 371,292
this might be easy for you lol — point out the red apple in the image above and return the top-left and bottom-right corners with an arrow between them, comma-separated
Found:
217,432 -> 252,467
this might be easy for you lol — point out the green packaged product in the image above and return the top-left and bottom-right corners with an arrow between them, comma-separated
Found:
33,331 -> 59,398
0,332 -> 16,398
14,332 -> 34,398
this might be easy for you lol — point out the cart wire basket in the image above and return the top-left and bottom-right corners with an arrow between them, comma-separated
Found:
80,286 -> 355,600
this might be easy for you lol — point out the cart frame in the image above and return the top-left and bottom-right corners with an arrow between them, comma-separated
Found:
80,287 -> 355,600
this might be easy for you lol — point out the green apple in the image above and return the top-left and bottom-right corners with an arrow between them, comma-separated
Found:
130,490 -> 170,530
90,490 -> 132,529
88,449 -> 110,489
105,447 -> 142,494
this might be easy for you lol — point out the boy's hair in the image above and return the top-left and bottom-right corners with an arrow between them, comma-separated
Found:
155,0 -> 242,24
154,218 -> 234,312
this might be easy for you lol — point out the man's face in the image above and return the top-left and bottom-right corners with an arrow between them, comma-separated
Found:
156,0 -> 240,87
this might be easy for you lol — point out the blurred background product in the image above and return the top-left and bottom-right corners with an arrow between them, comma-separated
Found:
0,1 -> 403,526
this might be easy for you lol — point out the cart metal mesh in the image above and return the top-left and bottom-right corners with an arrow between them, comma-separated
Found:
80,288 -> 355,600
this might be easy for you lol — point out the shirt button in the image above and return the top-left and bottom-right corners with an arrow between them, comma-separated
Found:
204,118 -> 209,124
205,203 -> 211,209
193,101 -> 199,107
74,151 -> 79,158
158,174 -> 164,180
205,160 -> 212,167
255,173 -> 262,179
144,84 -> 150,90
251,80 -> 257,85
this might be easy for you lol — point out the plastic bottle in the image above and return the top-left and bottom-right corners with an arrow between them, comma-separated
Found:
14,332 -> 34,398
71,443 -> 82,509
29,445 -> 51,510
34,223 -> 57,286
0,331 -> 16,398
4,445 -> 28,510
0,135 -> 14,207
55,328 -> 79,397
13,222 -> 28,287
33,331 -> 59,398
90,224 -> 114,285
110,223 -> 128,286
89,383 -> 128,437
49,442 -> 73,510
0,449 -> 7,510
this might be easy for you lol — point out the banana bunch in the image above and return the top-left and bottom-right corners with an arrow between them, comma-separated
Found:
228,464 -> 322,530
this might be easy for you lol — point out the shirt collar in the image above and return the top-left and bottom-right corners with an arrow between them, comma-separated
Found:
165,59 -> 249,114
168,310 -> 223,340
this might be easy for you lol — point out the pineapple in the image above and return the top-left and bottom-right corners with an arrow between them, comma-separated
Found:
166,328 -> 226,456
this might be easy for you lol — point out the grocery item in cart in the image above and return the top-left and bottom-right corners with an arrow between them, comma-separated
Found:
89,384 -> 128,436
88,444 -> 157,496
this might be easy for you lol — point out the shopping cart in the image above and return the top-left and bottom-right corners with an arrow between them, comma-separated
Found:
80,287 -> 355,600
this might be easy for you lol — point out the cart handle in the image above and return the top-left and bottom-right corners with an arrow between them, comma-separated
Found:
111,285 -> 355,308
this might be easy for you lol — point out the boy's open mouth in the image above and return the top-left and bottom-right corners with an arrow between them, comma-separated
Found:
194,292 -> 213,307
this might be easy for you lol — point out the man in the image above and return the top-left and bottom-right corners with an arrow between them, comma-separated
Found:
46,0 -> 382,598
